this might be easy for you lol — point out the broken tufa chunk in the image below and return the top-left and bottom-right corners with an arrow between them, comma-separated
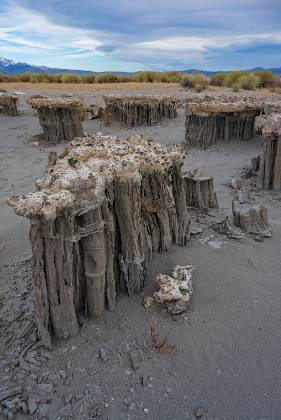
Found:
154,264 -> 194,316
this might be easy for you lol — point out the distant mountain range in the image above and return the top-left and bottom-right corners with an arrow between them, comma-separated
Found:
0,57 -> 281,76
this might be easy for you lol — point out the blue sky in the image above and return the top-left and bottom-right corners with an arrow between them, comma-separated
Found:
0,0 -> 281,71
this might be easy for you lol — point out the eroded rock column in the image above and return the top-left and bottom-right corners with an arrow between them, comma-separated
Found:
103,95 -> 179,126
8,134 -> 190,341
30,97 -> 84,144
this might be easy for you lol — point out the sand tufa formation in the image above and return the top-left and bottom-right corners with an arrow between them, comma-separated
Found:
185,95 -> 264,149
0,94 -> 19,116
183,169 -> 219,210
29,97 -> 84,145
103,94 -> 179,126
8,134 -> 190,342
257,113 -> 281,191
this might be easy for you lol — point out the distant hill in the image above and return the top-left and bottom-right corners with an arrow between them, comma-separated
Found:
180,67 -> 281,76
0,57 -> 280,76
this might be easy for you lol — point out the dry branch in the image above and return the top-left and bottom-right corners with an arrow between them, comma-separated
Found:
148,319 -> 175,353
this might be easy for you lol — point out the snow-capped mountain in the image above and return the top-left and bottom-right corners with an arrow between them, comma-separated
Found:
0,57 -> 95,75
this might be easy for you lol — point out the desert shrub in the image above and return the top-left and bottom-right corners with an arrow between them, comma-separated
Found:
155,72 -> 169,82
232,82 -> 241,92
210,73 -> 226,87
180,73 -> 208,91
51,74 -> 63,83
134,71 -> 154,83
0,73 -> 5,82
6,75 -> 20,82
255,70 -> 281,88
180,74 -> 194,88
193,74 -> 209,92
225,71 -> 248,88
61,73 -> 82,83
29,76 -> 39,83
32,74 -> 45,83
167,71 -> 181,83
134,71 -> 168,83
18,73 -> 31,82
82,74 -> 96,83
237,74 -> 259,90
42,73 -> 54,83
117,75 -> 133,83
96,73 -> 119,83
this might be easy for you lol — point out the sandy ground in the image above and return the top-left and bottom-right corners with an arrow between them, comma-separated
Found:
0,84 -> 281,420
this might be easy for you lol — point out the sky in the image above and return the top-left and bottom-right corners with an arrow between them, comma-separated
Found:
0,0 -> 281,72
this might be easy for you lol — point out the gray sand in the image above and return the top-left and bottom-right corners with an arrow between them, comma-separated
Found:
0,85 -> 281,419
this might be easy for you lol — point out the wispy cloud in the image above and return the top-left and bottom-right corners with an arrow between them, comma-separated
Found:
136,33 -> 281,53
0,0 -> 281,70
0,1 -> 103,53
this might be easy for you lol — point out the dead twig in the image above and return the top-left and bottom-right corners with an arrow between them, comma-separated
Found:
148,318 -> 175,353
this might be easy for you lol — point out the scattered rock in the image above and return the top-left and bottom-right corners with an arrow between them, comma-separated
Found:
254,235 -> 264,242
99,348 -> 109,362
140,376 -> 148,386
123,397 -> 133,407
154,265 -> 194,316
190,224 -> 203,235
129,349 -> 143,371
90,404 -> 103,417
143,296 -> 154,308
37,402 -> 49,417
210,217 -> 245,240
193,407 -> 207,418
64,394 -> 73,404
164,300 -> 189,316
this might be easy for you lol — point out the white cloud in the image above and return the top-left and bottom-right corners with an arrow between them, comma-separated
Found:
0,0 -> 280,70
0,1 -> 103,52
136,33 -> 281,54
